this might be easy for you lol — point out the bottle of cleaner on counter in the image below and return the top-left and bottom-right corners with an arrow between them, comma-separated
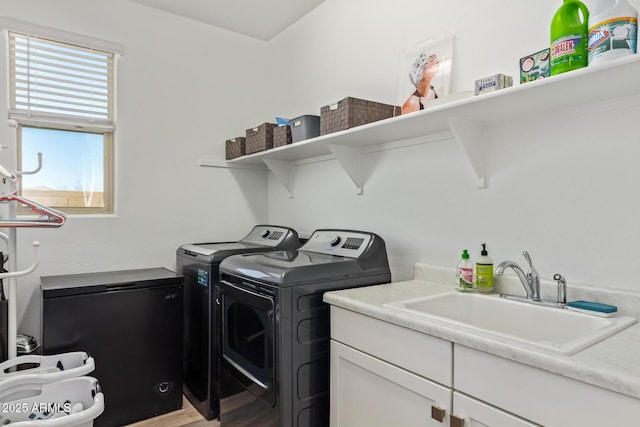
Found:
475,243 -> 494,292
456,249 -> 473,290
551,0 -> 590,75
588,0 -> 638,65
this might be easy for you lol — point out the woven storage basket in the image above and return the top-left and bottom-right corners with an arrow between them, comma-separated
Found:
273,125 -> 292,147
225,137 -> 246,160
246,123 -> 277,154
320,97 -> 400,135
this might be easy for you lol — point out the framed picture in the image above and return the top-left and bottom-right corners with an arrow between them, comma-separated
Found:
395,34 -> 455,115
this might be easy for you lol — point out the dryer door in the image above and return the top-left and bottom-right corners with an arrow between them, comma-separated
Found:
220,279 -> 276,407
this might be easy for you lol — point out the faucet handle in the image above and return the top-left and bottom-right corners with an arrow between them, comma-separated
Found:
522,251 -> 540,276
522,251 -> 541,300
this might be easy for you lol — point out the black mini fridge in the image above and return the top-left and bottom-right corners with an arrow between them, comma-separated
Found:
41,268 -> 183,427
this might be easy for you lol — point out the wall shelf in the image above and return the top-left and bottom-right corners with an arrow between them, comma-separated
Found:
202,54 -> 640,194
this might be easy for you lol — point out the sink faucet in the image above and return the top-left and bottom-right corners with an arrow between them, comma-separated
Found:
495,251 -> 541,301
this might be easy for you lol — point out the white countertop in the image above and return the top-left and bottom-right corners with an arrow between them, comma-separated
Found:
323,263 -> 640,401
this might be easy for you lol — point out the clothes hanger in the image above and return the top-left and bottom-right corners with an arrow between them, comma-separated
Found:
0,156 -> 66,228
0,192 -> 66,227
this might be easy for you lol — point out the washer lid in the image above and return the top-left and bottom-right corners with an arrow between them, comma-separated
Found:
180,242 -> 261,256
177,225 -> 299,262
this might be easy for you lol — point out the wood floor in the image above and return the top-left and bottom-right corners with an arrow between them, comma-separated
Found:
126,396 -> 219,427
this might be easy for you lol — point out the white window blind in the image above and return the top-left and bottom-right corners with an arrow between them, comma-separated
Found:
9,31 -> 115,129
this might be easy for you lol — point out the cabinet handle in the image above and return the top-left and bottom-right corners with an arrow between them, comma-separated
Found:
431,406 -> 446,422
450,414 -> 465,427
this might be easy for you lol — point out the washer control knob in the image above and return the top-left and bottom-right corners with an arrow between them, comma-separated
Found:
261,229 -> 271,238
329,235 -> 341,247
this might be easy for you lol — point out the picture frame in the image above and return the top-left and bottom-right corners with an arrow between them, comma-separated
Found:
395,34 -> 455,115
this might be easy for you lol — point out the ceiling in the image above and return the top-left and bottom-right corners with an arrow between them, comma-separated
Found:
128,0 -> 326,41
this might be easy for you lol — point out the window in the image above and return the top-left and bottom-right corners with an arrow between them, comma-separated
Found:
18,127 -> 112,212
8,30 -> 116,214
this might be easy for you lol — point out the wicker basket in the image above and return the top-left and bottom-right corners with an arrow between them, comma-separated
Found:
225,137 -> 246,160
320,97 -> 400,136
273,125 -> 292,147
246,123 -> 277,154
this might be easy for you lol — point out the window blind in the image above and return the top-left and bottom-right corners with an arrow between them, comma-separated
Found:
9,31 -> 115,129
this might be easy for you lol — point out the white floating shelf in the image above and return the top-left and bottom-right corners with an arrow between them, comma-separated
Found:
203,54 -> 640,194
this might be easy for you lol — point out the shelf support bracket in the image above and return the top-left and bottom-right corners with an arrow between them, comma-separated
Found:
327,144 -> 363,195
262,158 -> 293,198
448,118 -> 487,189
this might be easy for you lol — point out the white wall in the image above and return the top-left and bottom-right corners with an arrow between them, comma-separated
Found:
266,0 -> 640,290
0,0 -> 273,336
2,0 -> 640,339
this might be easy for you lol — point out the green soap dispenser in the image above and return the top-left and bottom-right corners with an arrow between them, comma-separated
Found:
475,243 -> 494,292
456,249 -> 473,290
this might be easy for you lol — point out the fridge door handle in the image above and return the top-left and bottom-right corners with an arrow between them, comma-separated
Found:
106,282 -> 136,291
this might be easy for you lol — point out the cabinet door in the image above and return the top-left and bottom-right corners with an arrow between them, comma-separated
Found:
452,392 -> 539,427
330,340 -> 451,427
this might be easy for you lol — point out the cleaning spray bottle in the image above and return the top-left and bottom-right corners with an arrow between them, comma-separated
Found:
475,243 -> 494,292
588,0 -> 638,65
551,0 -> 590,75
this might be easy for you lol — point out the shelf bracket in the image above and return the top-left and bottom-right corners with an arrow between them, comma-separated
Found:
262,158 -> 293,198
327,144 -> 363,195
448,118 -> 487,189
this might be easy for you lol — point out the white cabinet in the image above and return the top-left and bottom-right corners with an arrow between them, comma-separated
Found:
330,306 -> 536,426
329,306 -> 640,427
330,306 -> 453,426
330,339 -> 537,427
330,340 -> 451,427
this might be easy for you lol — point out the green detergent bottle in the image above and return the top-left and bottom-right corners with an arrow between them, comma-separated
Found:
551,0 -> 590,75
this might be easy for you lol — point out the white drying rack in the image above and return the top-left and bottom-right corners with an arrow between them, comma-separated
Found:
1,119 -> 67,360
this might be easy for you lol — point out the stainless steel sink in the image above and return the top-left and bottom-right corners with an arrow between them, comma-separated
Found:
383,292 -> 636,355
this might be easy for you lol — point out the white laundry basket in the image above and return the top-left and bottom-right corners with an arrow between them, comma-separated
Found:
0,353 -> 95,390
0,376 -> 104,426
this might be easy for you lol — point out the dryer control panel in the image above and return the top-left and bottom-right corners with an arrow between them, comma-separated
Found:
242,226 -> 295,247
300,230 -> 373,258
